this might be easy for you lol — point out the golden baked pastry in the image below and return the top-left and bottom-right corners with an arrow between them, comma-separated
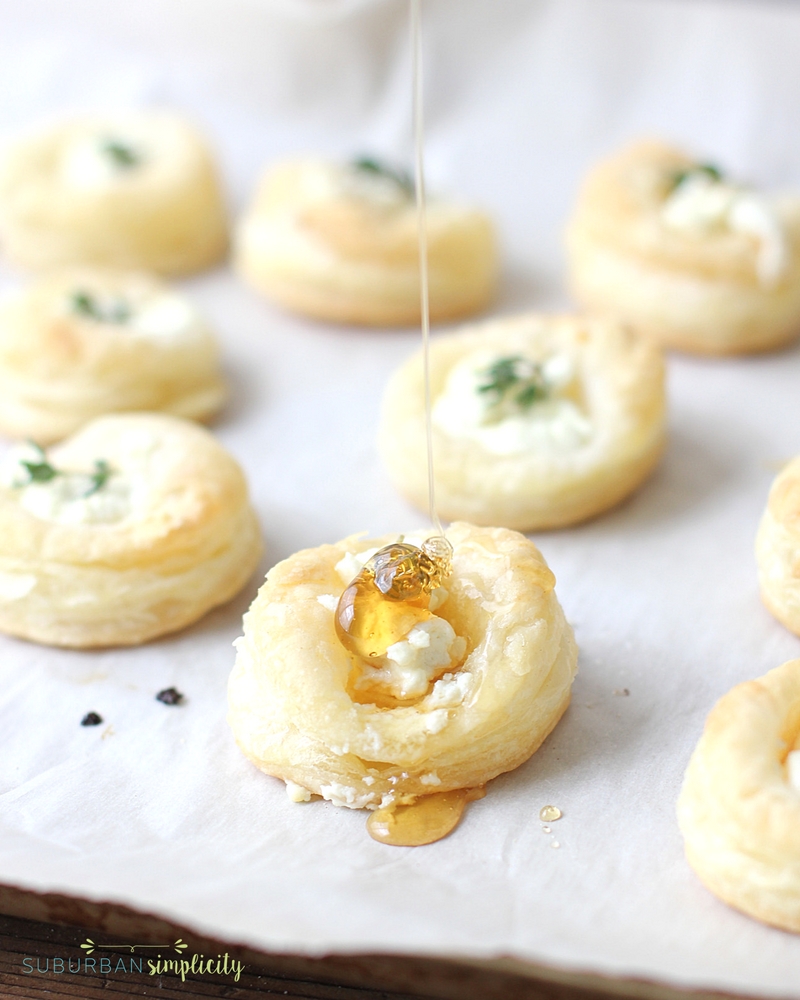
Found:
0,267 -> 227,444
378,312 -> 666,531
756,457 -> 800,636
228,522 -> 577,821
677,659 -> 800,933
566,140 -> 800,354
0,413 -> 261,647
0,112 -> 228,275
234,158 -> 497,326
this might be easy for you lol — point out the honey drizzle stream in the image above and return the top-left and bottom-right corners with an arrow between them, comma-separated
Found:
365,2 -> 481,847
411,0 -> 442,538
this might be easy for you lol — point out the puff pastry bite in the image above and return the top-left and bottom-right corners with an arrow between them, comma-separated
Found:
566,140 -> 800,355
228,522 -> 577,837
0,413 -> 261,647
0,112 -> 228,275
678,659 -> 800,933
756,457 -> 800,637
234,158 -> 497,326
378,313 -> 666,531
0,267 -> 227,444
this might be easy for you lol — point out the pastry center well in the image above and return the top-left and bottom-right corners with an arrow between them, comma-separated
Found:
333,538 -> 466,703
432,350 -> 592,456
1,442 -> 130,526
661,167 -> 789,286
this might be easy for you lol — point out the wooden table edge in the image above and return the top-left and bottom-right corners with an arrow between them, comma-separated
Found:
0,882 -> 780,1000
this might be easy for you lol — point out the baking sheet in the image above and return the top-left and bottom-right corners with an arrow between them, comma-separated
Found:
1,0 -> 800,995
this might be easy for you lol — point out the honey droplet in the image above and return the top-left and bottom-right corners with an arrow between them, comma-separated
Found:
541,825 -> 551,834
539,804 -> 562,823
366,786 -> 485,847
336,538 -> 452,661
550,840 -> 560,849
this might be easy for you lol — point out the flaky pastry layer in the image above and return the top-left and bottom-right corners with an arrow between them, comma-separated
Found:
677,659 -> 800,933
0,112 -> 228,275
756,456 -> 800,637
0,267 -> 227,443
0,413 -> 262,647
378,312 -> 666,531
234,160 -> 497,326
566,140 -> 800,354
227,522 -> 578,808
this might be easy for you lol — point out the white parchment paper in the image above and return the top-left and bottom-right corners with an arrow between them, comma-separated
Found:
1,0 -> 800,994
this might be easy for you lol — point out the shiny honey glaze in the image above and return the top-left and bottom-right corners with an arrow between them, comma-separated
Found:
366,786 -> 486,847
335,536 -> 452,661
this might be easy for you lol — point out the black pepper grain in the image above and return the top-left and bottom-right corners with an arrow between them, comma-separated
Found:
156,687 -> 184,706
81,712 -> 103,726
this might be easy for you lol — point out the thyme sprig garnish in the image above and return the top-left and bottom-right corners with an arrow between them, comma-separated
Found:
477,356 -> 549,412
70,290 -> 130,324
101,139 -> 140,168
352,156 -> 414,197
671,162 -> 723,191
14,444 -> 112,497
85,459 -> 112,497
20,444 -> 59,484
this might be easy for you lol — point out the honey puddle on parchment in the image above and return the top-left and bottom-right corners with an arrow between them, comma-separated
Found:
367,787 -> 486,846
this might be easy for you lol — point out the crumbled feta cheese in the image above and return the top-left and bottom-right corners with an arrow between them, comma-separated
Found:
363,619 -> 465,700
1,443 -> 131,526
426,670 -> 473,708
662,172 -> 789,287
285,780 -> 312,803
60,135 -> 144,189
335,547 -> 380,585
424,709 -> 449,734
336,543 -> 465,702
432,350 -> 592,456
128,293 -> 197,343
319,781 -> 378,809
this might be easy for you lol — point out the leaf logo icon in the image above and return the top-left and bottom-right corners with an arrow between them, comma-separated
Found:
174,939 -> 188,953
80,939 -> 95,955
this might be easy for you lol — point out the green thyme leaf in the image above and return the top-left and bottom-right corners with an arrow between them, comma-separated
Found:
70,290 -> 130,324
84,459 -> 112,498
101,139 -> 139,168
16,442 -> 57,485
672,162 -> 723,190
20,459 -> 59,483
352,156 -> 414,197
478,357 -> 523,398
515,382 -> 543,408
477,356 -> 548,412
13,442 -> 112,497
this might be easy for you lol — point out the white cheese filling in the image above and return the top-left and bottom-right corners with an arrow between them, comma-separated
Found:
284,780 -> 312,803
293,161 -> 411,210
432,351 -> 592,456
662,172 -> 790,287
60,134 -> 146,189
0,443 -> 130,526
127,293 -> 198,342
62,287 -> 202,345
332,541 -> 466,701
